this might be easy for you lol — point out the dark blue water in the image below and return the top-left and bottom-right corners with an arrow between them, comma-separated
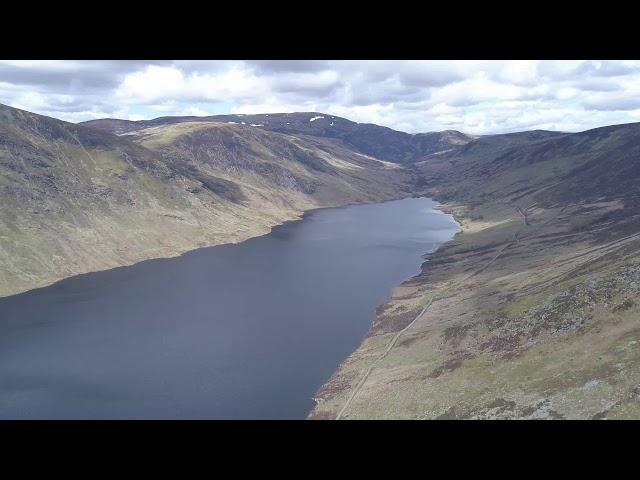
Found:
0,197 -> 458,419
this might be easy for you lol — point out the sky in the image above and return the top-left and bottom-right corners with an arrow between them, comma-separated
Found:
2,60 -> 640,135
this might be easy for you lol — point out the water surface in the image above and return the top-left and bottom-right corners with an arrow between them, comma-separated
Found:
0,197 -> 458,419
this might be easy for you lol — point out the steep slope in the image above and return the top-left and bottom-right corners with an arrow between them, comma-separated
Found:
82,112 -> 475,163
0,104 -> 228,297
0,105 -> 412,297
311,122 -> 640,420
420,122 -> 640,206
120,120 -> 409,207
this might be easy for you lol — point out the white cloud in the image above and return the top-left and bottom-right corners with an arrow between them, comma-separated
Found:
499,60 -> 539,85
114,64 -> 266,105
429,75 -> 529,106
181,106 -> 211,117
2,60 -> 640,134
556,87 -> 580,100
116,65 -> 186,103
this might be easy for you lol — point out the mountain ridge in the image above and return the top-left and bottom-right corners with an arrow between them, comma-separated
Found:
81,112 -> 476,163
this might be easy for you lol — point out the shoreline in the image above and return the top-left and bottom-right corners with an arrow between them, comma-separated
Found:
1,192 -> 414,300
307,194 -> 464,418
308,189 -> 640,419
4,189 -> 465,419
307,195 -> 515,420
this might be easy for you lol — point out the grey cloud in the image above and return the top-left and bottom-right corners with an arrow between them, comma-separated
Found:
172,60 -> 238,74
335,61 -> 464,88
0,64 -> 119,91
337,61 -> 395,83
572,78 -> 621,92
576,60 -> 637,78
397,67 -> 465,88
248,60 -> 331,73
0,60 -> 169,92
582,96 -> 640,111
271,77 -> 343,96
350,87 -> 426,107
537,61 -> 586,80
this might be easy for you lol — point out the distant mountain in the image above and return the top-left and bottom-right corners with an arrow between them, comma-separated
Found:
81,112 -> 476,163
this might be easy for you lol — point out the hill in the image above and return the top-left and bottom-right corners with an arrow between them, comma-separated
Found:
311,121 -> 640,420
0,104 -> 411,297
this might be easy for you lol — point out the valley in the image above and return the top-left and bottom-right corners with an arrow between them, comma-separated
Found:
2,102 -> 640,419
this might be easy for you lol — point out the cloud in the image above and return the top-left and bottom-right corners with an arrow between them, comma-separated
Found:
270,70 -> 343,96
2,60 -> 640,134
583,96 -> 640,111
498,60 -> 540,85
248,60 -> 331,73
575,60 -> 638,78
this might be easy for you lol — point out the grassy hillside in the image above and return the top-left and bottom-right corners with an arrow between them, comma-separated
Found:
311,122 -> 640,420
0,105 -> 411,297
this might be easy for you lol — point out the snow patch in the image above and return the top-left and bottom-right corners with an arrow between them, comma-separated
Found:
250,124 -> 264,127
309,116 -> 324,122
